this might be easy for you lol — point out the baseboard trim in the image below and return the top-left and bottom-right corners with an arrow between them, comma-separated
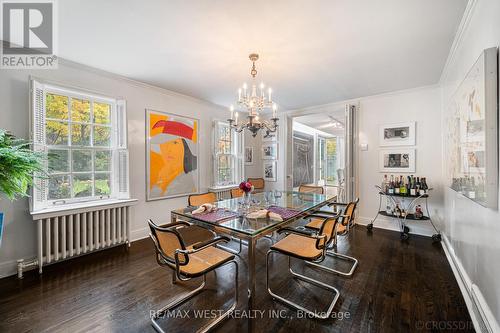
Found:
441,234 -> 500,333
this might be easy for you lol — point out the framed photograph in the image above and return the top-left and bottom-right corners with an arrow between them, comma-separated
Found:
262,129 -> 278,142
263,161 -> 277,182
146,109 -> 200,201
379,149 -> 416,173
244,147 -> 253,165
262,142 -> 278,160
379,121 -> 416,146
446,47 -> 498,208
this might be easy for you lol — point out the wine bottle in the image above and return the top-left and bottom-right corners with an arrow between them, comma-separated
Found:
416,177 -> 421,196
382,174 -> 388,193
410,175 -> 416,196
388,175 -> 395,195
395,175 -> 400,194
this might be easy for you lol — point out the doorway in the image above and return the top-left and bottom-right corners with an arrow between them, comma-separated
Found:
288,104 -> 356,202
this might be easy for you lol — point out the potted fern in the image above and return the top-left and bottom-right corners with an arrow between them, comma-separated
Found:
0,130 -> 45,247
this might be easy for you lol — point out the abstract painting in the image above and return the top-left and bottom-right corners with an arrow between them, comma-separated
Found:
146,109 -> 199,201
445,47 -> 498,208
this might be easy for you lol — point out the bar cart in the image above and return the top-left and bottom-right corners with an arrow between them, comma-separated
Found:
366,185 -> 441,241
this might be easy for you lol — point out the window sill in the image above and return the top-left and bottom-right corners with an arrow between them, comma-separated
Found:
30,198 -> 138,220
208,184 -> 239,191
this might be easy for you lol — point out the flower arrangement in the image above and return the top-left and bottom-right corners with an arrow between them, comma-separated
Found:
239,181 -> 253,194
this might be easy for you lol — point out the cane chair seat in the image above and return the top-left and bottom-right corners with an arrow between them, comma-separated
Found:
271,234 -> 323,261
179,246 -> 234,277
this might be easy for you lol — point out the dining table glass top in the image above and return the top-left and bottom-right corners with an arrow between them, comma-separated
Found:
171,190 -> 334,237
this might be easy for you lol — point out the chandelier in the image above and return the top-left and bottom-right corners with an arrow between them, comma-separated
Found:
227,53 -> 279,137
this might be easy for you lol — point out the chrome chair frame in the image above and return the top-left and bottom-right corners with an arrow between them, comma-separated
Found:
149,221 -> 238,333
301,199 -> 360,278
266,226 -> 340,319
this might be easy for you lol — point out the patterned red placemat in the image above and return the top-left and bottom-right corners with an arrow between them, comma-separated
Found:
190,209 -> 239,222
268,206 -> 301,220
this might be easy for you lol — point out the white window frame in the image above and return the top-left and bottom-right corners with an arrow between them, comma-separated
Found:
30,78 -> 129,212
212,120 -> 243,187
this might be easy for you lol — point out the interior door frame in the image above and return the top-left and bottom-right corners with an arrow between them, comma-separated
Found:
284,103 -> 358,198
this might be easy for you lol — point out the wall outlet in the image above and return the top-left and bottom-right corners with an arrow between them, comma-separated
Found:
360,143 -> 368,151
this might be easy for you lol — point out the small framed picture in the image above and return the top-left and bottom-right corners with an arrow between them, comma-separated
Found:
262,142 -> 278,160
262,130 -> 278,142
244,147 -> 253,165
379,148 -> 416,173
379,121 -> 416,146
263,161 -> 277,182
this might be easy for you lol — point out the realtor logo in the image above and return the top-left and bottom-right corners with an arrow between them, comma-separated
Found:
1,0 -> 57,69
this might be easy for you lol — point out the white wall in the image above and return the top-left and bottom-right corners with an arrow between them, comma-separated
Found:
243,115 -> 285,191
244,130 -> 262,179
440,0 -> 500,326
286,86 -> 443,236
357,86 -> 443,236
0,60 -> 227,277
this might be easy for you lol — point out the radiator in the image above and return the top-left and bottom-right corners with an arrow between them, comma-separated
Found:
21,200 -> 137,278
208,186 -> 238,201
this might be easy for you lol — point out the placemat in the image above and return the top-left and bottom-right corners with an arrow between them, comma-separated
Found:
190,209 -> 239,222
268,206 -> 301,220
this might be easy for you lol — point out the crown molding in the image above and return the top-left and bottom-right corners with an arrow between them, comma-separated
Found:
58,58 -> 227,111
439,0 -> 478,84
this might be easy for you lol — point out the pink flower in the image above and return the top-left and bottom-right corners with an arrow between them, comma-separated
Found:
239,181 -> 253,193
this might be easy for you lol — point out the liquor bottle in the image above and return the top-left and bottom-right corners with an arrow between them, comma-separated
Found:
388,175 -> 395,195
395,175 -> 400,194
399,176 -> 406,195
382,174 -> 388,193
415,205 -> 423,219
410,175 -> 416,196
416,177 -> 421,196
422,177 -> 428,194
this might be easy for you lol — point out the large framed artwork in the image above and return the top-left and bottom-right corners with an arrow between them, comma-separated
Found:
379,148 -> 416,173
146,109 -> 200,201
379,121 -> 416,146
446,47 -> 498,208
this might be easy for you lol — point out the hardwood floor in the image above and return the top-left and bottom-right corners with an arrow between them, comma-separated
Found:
0,226 -> 473,333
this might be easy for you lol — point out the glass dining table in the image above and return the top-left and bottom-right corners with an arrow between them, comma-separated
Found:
170,190 -> 336,312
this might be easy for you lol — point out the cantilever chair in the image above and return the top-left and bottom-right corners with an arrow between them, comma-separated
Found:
230,188 -> 244,198
247,177 -> 265,192
298,184 -> 325,195
301,198 -> 360,277
188,192 -> 217,207
148,220 -> 238,333
187,192 -> 244,255
267,216 -> 341,319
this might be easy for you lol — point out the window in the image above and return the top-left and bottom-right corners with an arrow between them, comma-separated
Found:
213,121 -> 243,186
31,79 -> 129,211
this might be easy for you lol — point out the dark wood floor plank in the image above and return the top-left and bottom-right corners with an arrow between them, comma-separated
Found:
0,226 -> 473,333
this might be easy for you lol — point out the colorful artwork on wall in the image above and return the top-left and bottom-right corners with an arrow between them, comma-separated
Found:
445,47 -> 498,208
146,109 -> 199,201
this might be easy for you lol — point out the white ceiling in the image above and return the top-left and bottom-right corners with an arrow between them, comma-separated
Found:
58,0 -> 467,110
294,109 -> 346,135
